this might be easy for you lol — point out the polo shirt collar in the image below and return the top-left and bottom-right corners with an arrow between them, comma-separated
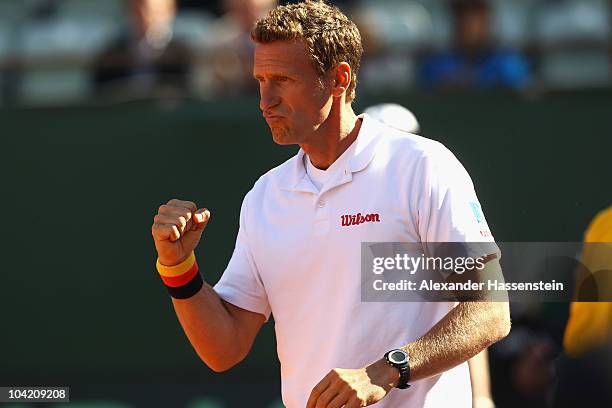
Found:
281,113 -> 382,192
348,112 -> 381,173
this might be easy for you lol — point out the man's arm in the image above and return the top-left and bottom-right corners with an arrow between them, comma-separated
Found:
172,285 -> 266,372
402,256 -> 510,382
402,299 -> 509,381
469,349 -> 495,408
307,258 -> 510,408
152,199 -> 265,372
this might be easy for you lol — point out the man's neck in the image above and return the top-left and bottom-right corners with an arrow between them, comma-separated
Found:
300,104 -> 362,170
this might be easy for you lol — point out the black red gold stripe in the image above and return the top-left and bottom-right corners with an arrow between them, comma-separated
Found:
156,252 -> 203,299
156,252 -> 196,277
160,262 -> 199,287
166,273 -> 204,299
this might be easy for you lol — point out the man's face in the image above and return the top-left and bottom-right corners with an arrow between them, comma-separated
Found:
130,0 -> 176,37
253,40 -> 333,145
455,8 -> 490,51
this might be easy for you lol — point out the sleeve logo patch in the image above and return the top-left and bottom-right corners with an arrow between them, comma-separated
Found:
469,201 -> 484,223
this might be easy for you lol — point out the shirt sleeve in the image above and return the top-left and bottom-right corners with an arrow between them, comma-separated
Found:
213,192 -> 272,321
415,142 -> 499,259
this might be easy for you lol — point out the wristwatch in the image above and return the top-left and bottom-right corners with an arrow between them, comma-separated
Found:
384,349 -> 411,389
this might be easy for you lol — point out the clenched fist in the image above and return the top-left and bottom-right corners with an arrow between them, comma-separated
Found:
152,199 -> 211,266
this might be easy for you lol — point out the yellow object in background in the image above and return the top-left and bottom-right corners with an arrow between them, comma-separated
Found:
563,206 -> 612,357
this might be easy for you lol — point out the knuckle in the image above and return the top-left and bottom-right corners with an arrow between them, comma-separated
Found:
151,224 -> 166,237
158,204 -> 169,213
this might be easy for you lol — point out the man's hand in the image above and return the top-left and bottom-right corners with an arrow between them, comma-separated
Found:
306,358 -> 399,408
152,199 -> 211,266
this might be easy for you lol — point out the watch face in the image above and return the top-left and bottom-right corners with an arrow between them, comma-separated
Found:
389,350 -> 408,364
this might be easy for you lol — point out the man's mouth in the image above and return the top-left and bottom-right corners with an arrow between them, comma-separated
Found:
265,115 -> 284,124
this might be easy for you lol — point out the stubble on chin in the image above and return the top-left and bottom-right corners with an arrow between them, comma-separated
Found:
270,126 -> 293,145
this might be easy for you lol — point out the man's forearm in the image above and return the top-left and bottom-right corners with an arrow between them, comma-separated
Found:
306,300 -> 509,407
469,349 -> 493,404
171,283 -> 239,372
402,301 -> 510,382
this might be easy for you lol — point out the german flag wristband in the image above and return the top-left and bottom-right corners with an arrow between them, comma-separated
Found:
156,252 -> 203,299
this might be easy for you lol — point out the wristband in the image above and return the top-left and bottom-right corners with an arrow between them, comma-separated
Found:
156,252 -> 204,299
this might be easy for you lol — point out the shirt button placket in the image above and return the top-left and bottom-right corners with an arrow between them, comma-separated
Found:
313,195 -> 330,235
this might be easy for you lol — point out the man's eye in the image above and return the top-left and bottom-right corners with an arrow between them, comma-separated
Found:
277,76 -> 289,82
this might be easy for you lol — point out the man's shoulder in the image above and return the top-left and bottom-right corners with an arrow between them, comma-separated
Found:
374,124 -> 470,188
376,123 -> 454,163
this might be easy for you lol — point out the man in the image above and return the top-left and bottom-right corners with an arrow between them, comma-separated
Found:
550,206 -> 612,407
93,0 -> 191,96
151,2 -> 510,407
564,205 -> 612,356
419,0 -> 529,90
210,0 -> 278,93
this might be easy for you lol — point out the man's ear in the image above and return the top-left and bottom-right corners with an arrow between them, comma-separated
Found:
331,62 -> 352,98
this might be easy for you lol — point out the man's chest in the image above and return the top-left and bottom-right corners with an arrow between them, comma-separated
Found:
247,179 -> 420,303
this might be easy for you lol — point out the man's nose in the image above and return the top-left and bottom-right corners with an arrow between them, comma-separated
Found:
259,83 -> 280,112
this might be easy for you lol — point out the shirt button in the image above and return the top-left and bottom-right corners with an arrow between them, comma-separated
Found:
318,199 -> 325,208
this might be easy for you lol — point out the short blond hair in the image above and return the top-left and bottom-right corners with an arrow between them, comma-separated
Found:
251,0 -> 363,102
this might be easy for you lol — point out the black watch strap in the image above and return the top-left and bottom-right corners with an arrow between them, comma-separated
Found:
384,350 -> 411,389
396,364 -> 410,389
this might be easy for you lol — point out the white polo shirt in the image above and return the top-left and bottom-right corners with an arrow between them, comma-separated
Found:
214,113 -> 497,408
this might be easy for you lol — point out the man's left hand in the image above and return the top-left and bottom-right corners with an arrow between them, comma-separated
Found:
306,358 -> 399,408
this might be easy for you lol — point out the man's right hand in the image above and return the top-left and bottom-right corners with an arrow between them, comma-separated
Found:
152,199 -> 211,266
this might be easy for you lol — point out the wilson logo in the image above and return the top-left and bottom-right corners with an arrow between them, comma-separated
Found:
340,213 -> 380,227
